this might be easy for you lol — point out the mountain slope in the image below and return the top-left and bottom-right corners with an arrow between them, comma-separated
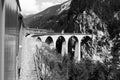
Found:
24,0 -> 71,30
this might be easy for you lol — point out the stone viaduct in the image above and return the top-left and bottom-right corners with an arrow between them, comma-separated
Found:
34,33 -> 93,61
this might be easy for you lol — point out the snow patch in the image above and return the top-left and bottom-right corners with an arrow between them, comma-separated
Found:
57,0 -> 71,14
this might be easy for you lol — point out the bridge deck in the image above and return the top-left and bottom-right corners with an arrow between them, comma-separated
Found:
32,33 -> 92,37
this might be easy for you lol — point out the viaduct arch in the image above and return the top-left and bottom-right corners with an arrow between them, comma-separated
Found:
37,33 -> 92,61
68,36 -> 78,61
56,36 -> 66,55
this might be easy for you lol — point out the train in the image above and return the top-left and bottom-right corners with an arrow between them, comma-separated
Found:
0,0 -> 22,80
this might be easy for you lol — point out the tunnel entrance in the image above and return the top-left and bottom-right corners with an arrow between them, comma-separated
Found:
68,36 -> 78,60
56,36 -> 66,54
81,36 -> 92,59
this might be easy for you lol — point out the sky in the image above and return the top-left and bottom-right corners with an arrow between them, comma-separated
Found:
19,0 -> 67,16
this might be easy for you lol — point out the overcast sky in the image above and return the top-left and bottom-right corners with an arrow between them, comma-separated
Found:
19,0 -> 67,15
